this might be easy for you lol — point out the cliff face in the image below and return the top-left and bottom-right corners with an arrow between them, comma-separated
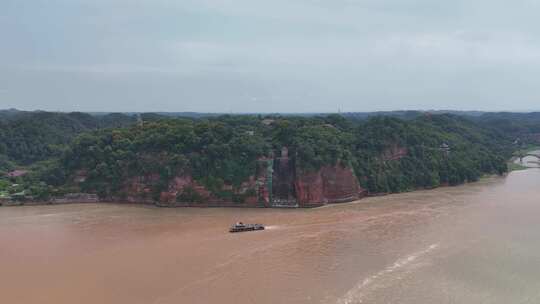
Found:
121,174 -> 160,203
119,174 -> 263,207
96,148 -> 365,208
295,165 -> 365,207
294,169 -> 323,207
271,148 -> 298,207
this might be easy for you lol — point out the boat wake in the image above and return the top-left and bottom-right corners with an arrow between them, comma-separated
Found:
336,243 -> 440,304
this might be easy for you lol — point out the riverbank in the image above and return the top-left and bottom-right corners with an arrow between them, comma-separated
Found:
0,175 -> 504,208
508,159 -> 528,171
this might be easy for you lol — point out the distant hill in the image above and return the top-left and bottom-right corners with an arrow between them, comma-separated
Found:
471,112 -> 540,140
2,108 -> 540,170
0,108 -> 26,121
0,111 -> 136,166
0,109 -> 492,121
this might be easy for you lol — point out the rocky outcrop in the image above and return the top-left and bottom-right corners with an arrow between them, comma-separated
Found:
126,174 -> 263,207
294,169 -> 324,207
88,148 -> 366,208
121,174 -> 161,203
295,165 -> 365,207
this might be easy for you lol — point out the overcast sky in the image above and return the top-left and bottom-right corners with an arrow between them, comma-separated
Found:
2,0 -> 540,112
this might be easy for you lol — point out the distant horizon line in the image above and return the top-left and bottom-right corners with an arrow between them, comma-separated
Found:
2,108 -> 540,115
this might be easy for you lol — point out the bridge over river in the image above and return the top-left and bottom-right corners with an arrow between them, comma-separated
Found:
517,150 -> 540,167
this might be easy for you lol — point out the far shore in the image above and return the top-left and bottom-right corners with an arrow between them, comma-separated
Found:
0,173 -> 509,209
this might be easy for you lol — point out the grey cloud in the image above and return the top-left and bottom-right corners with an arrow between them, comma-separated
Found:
1,0 -> 540,112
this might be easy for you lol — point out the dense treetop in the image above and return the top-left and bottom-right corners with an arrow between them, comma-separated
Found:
0,111 -> 135,166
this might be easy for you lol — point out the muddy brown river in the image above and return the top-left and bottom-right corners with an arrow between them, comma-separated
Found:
2,168 -> 540,304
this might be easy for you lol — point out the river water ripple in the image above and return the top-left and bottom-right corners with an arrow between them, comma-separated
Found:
1,168 -> 540,303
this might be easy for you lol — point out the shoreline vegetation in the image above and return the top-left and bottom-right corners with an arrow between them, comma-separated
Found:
0,169 -> 514,207
2,110 -> 540,208
0,173 -> 507,208
508,160 -> 529,172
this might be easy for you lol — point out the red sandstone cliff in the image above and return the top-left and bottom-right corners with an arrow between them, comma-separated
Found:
118,173 -> 262,207
88,151 -> 365,208
295,165 -> 365,207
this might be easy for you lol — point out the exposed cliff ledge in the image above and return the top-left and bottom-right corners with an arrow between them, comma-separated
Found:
296,165 -> 366,207
105,151 -> 366,208
112,173 -> 262,207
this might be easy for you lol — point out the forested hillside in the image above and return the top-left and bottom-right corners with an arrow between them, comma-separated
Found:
352,115 -> 509,193
473,112 -> 540,143
3,110 -> 536,205
11,113 -> 509,204
0,111 -> 135,167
